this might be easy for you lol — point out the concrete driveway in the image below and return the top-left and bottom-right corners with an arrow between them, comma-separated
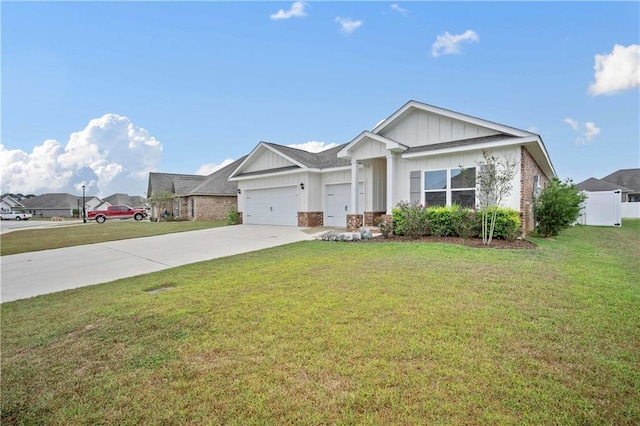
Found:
0,225 -> 314,303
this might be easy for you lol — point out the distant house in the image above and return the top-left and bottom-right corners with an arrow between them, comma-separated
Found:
22,193 -> 85,218
1,195 -> 25,213
147,157 -> 245,221
103,193 -> 147,209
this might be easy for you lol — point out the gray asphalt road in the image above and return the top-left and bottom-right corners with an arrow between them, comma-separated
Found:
0,225 -> 314,303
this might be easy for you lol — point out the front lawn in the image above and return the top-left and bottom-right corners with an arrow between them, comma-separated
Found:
0,220 -> 227,256
1,221 -> 639,424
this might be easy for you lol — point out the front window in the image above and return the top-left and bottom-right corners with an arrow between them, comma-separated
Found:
423,167 -> 476,208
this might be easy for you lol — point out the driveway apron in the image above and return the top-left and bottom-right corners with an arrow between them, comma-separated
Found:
1,225 -> 313,303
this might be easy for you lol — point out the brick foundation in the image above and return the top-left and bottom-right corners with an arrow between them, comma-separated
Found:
346,214 -> 364,230
237,211 -> 243,225
298,212 -> 323,227
520,146 -> 548,235
364,211 -> 386,226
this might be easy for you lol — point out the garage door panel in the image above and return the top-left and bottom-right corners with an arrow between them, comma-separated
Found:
245,186 -> 297,226
325,183 -> 364,227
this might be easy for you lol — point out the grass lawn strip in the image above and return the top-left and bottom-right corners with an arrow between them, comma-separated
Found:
0,220 -> 226,256
1,221 -> 639,424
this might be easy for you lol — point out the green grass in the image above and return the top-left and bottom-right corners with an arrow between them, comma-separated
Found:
2,221 -> 639,424
0,220 -> 226,255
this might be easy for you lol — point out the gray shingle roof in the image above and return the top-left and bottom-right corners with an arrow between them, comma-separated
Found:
188,156 -> 247,196
403,134 -> 516,155
103,193 -> 147,208
601,168 -> 640,192
22,193 -> 84,209
264,142 -> 351,169
576,177 -> 634,193
147,172 -> 206,197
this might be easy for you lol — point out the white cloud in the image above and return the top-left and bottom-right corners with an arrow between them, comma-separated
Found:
390,4 -> 408,15
564,117 -> 601,145
196,159 -> 234,176
335,16 -> 362,35
270,2 -> 307,20
287,141 -> 338,153
0,114 -> 162,196
431,30 -> 479,57
584,122 -> 601,140
564,118 -> 580,131
589,44 -> 640,96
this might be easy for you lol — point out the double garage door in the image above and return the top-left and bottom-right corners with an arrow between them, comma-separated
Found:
244,186 -> 298,226
244,183 -> 363,227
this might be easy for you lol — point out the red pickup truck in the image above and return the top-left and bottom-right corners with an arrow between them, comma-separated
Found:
87,205 -> 148,223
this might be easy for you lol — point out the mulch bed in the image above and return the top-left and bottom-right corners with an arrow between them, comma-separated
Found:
360,234 -> 537,249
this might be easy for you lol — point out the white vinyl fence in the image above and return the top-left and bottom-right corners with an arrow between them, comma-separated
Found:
577,190 -> 622,227
622,202 -> 640,219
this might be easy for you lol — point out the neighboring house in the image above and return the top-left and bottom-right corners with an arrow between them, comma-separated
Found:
103,193 -> 147,209
577,169 -> 640,219
1,195 -> 25,213
230,100 -> 556,234
22,193 -> 87,218
147,158 -> 244,221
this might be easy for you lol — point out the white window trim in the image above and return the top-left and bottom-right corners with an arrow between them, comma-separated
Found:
422,167 -> 476,207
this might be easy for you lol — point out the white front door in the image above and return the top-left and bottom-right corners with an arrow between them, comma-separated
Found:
325,183 -> 364,227
245,186 -> 298,226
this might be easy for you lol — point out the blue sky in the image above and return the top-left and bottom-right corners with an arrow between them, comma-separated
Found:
1,1 -> 638,197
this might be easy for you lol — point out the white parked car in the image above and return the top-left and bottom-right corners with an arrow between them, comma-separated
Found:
0,211 -> 33,220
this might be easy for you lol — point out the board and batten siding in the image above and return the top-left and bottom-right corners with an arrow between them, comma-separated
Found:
395,146 -> 522,211
380,109 -> 500,147
349,138 -> 389,161
243,148 -> 296,174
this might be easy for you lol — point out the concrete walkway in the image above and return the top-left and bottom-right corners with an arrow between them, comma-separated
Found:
0,225 -> 314,303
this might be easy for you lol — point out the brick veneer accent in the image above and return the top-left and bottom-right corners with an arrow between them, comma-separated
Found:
520,146 -> 548,235
298,212 -> 323,227
191,195 -> 238,221
236,211 -> 243,224
364,211 -> 386,226
346,214 -> 364,230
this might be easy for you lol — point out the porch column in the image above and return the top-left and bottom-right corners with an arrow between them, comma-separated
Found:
386,153 -> 395,214
351,159 -> 359,214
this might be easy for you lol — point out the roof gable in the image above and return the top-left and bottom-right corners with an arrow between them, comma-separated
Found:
373,100 -> 534,140
230,142 -> 350,179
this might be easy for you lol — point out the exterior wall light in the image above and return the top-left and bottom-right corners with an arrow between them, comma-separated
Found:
300,183 -> 305,190
237,189 -> 241,194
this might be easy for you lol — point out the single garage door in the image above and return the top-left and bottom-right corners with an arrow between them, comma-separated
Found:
325,183 -> 364,227
245,186 -> 298,226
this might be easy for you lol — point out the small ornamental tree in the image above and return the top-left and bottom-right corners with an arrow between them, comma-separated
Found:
475,151 -> 517,245
534,177 -> 586,237
147,190 -> 175,222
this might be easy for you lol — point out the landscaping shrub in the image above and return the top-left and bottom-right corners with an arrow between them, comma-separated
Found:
451,207 -> 480,239
226,205 -> 240,225
534,177 -> 586,237
375,219 -> 393,238
427,206 -> 456,237
481,207 -> 520,240
392,202 -> 519,240
392,201 -> 429,238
